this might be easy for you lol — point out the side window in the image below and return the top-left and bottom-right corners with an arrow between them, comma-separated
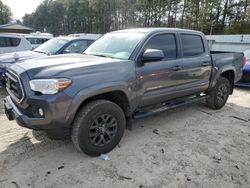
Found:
10,37 -> 21,46
0,37 -> 21,47
0,37 -> 20,47
180,34 -> 205,57
26,38 -> 44,45
144,34 -> 177,60
0,37 -> 6,47
26,38 -> 35,44
5,38 -> 12,47
64,40 -> 88,53
36,38 -> 43,45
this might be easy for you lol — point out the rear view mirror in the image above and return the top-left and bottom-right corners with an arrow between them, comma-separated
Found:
142,49 -> 164,62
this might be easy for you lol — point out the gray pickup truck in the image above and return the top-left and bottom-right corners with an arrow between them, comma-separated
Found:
4,28 -> 244,156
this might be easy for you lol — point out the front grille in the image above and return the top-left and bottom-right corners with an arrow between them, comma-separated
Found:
5,71 -> 24,102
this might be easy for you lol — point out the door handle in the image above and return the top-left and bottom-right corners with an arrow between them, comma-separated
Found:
202,62 -> 210,67
172,65 -> 182,71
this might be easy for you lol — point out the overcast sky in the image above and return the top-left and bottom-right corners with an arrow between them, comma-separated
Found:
2,0 -> 44,20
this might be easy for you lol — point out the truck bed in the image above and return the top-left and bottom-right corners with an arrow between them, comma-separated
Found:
211,51 -> 243,64
210,51 -> 244,83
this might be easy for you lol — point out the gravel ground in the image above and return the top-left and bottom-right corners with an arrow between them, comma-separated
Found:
0,87 -> 249,188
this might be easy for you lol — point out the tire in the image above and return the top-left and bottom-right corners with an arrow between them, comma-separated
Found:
71,100 -> 126,156
206,77 -> 231,110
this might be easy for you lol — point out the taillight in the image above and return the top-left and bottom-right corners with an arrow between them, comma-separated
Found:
243,56 -> 246,66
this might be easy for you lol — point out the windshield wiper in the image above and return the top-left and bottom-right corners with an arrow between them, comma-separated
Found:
93,54 -> 109,58
34,50 -> 51,55
89,54 -> 116,59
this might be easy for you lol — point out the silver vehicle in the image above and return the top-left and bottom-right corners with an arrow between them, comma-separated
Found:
0,33 -> 32,54
25,32 -> 53,49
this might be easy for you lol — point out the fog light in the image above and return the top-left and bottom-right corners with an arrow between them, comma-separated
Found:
38,108 -> 44,117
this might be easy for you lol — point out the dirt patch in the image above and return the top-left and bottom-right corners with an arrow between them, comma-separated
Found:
0,88 -> 250,188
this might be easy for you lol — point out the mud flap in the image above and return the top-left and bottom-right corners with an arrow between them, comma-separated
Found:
126,117 -> 133,131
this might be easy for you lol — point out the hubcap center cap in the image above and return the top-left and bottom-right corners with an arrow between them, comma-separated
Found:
99,124 -> 106,133
89,114 -> 118,147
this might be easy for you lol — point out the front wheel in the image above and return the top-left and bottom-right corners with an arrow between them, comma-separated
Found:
206,77 -> 231,110
71,100 -> 126,156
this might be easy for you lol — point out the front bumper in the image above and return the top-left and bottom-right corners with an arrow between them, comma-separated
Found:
4,96 -> 44,130
4,93 -> 73,130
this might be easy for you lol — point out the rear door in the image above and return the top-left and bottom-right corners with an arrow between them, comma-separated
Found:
136,32 -> 185,107
179,33 -> 212,93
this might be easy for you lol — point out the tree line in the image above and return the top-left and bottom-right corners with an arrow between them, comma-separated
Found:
0,0 -> 12,24
2,0 -> 250,36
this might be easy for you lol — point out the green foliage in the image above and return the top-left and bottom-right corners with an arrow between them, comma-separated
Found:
22,0 -> 250,35
225,22 -> 250,34
0,0 -> 12,24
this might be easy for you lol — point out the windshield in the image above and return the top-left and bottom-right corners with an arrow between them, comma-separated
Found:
244,50 -> 250,61
34,38 -> 68,55
84,32 -> 146,60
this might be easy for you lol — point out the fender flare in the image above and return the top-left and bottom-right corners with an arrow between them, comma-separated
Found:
210,65 -> 236,89
65,82 -> 133,125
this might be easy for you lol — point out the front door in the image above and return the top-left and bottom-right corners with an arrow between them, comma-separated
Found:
136,33 -> 184,107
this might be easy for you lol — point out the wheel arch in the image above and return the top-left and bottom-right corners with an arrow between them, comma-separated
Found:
210,66 -> 236,94
66,85 -> 132,127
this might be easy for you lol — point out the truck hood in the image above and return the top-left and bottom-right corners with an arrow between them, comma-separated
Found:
10,54 -> 126,79
0,51 -> 46,64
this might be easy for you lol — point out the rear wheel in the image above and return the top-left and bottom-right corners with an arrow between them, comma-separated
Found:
71,100 -> 126,156
206,77 -> 231,110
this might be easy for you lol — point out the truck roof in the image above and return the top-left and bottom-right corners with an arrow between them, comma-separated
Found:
112,28 -> 203,35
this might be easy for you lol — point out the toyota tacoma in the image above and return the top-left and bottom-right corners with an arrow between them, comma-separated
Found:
4,28 -> 244,156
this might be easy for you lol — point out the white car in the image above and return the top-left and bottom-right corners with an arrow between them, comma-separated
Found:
25,32 -> 53,49
0,33 -> 32,54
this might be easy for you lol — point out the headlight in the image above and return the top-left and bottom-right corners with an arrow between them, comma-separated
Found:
29,78 -> 71,94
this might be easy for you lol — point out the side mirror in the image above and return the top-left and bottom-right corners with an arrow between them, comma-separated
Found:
142,49 -> 164,62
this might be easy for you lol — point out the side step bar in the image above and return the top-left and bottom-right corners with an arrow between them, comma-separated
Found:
133,95 -> 208,119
